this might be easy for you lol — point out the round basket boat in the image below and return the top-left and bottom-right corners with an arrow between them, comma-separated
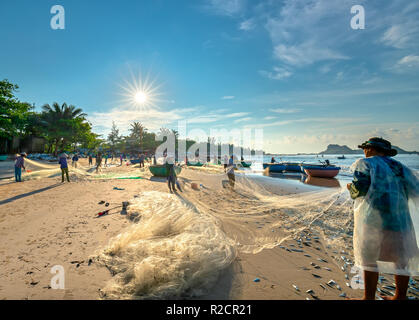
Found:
241,161 -> 252,168
149,165 -> 182,177
187,162 -> 205,167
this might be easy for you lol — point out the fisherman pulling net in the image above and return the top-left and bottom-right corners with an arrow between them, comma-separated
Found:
348,137 -> 419,300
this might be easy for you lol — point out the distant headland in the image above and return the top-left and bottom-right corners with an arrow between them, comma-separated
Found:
265,144 -> 419,156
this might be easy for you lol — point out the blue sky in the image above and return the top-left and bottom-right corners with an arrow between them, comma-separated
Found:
1,0 -> 418,153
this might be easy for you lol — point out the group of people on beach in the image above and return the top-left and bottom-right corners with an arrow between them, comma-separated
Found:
11,137 -> 419,300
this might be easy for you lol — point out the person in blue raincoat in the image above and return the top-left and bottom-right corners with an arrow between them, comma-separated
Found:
347,137 -> 419,300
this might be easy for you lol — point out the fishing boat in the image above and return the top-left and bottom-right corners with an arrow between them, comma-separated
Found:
0,155 -> 7,161
263,163 -> 286,172
241,161 -> 252,168
282,162 -> 303,172
301,164 -> 341,178
337,155 -> 346,160
149,165 -> 181,177
130,159 -> 141,164
187,161 -> 205,167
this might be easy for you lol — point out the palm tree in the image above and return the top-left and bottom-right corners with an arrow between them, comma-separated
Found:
41,103 -> 87,155
129,122 -> 146,152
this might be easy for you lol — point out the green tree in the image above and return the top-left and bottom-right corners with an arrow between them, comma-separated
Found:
0,79 -> 32,138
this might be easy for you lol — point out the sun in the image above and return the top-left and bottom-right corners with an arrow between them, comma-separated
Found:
134,91 -> 148,104
117,68 -> 164,110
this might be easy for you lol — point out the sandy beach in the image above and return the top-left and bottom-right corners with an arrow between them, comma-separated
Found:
1,158 -> 418,300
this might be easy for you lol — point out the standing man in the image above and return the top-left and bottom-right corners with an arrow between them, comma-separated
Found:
226,155 -> 236,188
58,153 -> 70,183
96,152 -> 103,173
223,155 -> 229,173
165,157 -> 181,193
88,154 -> 93,166
72,153 -> 79,168
14,152 -> 27,182
347,137 -> 419,300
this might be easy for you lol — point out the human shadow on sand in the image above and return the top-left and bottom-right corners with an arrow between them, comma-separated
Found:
0,183 -> 63,206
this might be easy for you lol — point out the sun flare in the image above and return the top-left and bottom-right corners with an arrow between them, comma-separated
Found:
117,68 -> 163,110
134,91 -> 148,104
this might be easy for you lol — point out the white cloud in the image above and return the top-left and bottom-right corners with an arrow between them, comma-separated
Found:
233,117 -> 252,123
221,95 -> 235,100
259,66 -> 292,80
269,108 -> 301,114
239,18 -> 255,31
273,42 -> 349,67
398,55 -> 419,67
389,55 -> 419,73
205,0 -> 246,16
264,116 -> 276,120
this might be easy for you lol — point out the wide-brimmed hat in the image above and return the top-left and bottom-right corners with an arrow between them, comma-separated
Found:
358,137 -> 398,157
20,152 -> 27,157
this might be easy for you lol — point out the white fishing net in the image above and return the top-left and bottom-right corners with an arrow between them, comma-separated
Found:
94,191 -> 236,299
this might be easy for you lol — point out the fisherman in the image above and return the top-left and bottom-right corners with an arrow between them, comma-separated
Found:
139,153 -> 145,168
14,152 -> 27,182
226,155 -> 236,188
166,157 -> 180,193
72,153 -> 79,168
88,154 -> 93,166
271,157 -> 276,163
104,153 -> 109,167
119,154 -> 123,166
223,155 -> 229,172
96,152 -> 103,173
58,152 -> 70,183
347,137 -> 419,300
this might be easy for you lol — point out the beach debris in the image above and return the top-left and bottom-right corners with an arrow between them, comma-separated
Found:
113,187 -> 125,190
105,202 -> 109,207
88,259 -> 93,266
30,281 -> 39,286
253,278 -> 260,283
327,280 -> 336,287
292,284 -> 300,291
304,254 -> 311,257
382,285 -> 396,291
345,274 -> 349,280
312,274 -> 322,279
191,183 -> 200,190
291,249 -> 303,253
323,267 -> 331,271
376,295 -> 384,300
317,258 -> 328,263
306,289 -> 314,294
336,285 -> 342,291
306,297 -> 311,300
339,292 -> 346,298
319,284 -> 326,290
98,200 -> 105,204
346,282 -> 351,288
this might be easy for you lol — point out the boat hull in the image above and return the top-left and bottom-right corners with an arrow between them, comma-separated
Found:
263,163 -> 286,172
187,162 -> 205,167
303,166 -> 340,178
0,155 -> 7,161
149,165 -> 181,177
241,161 -> 252,167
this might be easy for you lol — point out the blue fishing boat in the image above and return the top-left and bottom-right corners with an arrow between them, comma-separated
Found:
282,162 -> 303,172
263,163 -> 286,172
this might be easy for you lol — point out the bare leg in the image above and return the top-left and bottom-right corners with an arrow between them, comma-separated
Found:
363,270 -> 379,300
382,275 -> 409,300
